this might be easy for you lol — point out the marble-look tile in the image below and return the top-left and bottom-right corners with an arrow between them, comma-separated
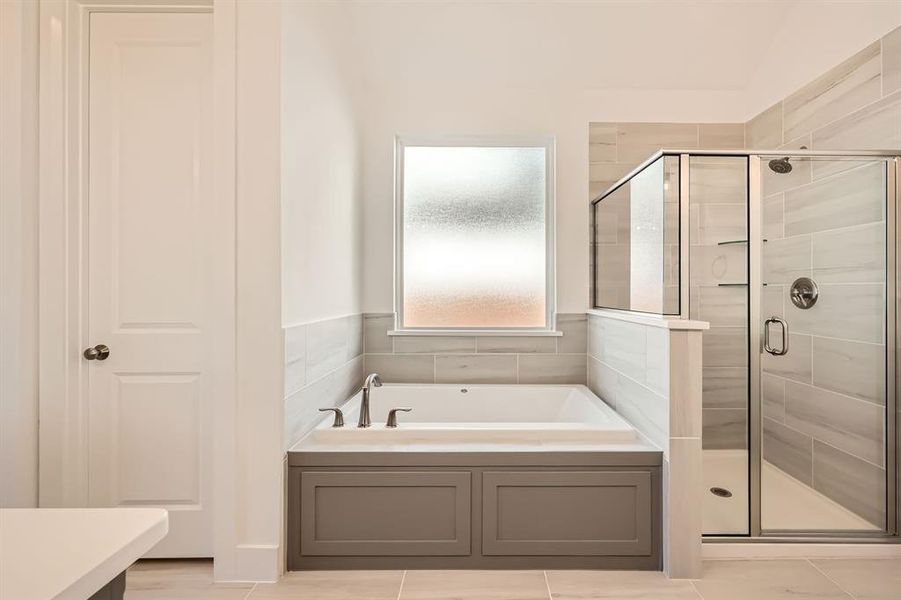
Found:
347,314 -> 363,359
284,325 -> 306,396
782,42 -> 881,141
697,286 -> 747,327
252,570 -> 403,600
518,353 -> 586,384
702,408 -> 747,449
693,204 -> 747,246
400,570 -> 548,600
665,437 -> 703,578
305,317 -> 350,382
475,336 -> 555,354
745,102 -> 783,148
616,122 -> 698,164
588,122 -> 617,162
693,559 -> 849,600
784,162 -> 884,237
812,336 -> 885,406
698,123 -> 745,149
602,318 -> 647,381
810,558 -> 901,600
884,26 -> 901,95
785,380 -> 884,466
364,354 -> 434,383
547,569 -> 701,599
761,373 -> 785,421
589,161 -> 633,185
689,245 -> 747,286
762,235 -> 810,285
812,440 -> 886,528
762,193 -> 784,241
812,221 -> 885,284
615,375 -> 669,451
763,416 -> 812,485
393,336 -> 476,354
812,90 -> 901,163
703,367 -> 747,409
588,314 -> 604,360
284,358 -> 306,398
434,354 -> 517,384
761,333 -> 811,383
363,313 -> 393,353
788,283 -> 884,344
645,326 -> 670,397
688,156 -> 748,204
702,327 -> 747,368
284,356 -> 364,449
556,313 -> 588,353
588,356 -> 617,407
669,332 -> 702,438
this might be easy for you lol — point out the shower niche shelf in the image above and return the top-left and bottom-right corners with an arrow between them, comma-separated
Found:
717,240 -> 747,246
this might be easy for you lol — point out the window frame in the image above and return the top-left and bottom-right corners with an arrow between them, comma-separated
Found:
393,134 -> 557,335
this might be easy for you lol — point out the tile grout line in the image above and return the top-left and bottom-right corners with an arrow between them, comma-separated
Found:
688,579 -> 707,600
242,582 -> 257,600
542,570 -> 553,600
805,558 -> 858,600
396,570 -> 407,600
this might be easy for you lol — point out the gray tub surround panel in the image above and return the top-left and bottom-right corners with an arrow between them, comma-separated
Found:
287,451 -> 662,570
587,310 -> 707,579
362,313 -> 587,384
284,314 -> 365,449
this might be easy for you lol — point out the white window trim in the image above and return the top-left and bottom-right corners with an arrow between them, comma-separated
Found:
393,134 -> 557,335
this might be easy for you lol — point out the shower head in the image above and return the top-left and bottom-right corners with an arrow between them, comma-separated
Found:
768,157 -> 793,174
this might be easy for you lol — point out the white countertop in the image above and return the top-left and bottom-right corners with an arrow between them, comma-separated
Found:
0,508 -> 168,600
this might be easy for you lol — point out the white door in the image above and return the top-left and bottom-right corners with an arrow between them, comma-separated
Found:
85,11 -> 213,557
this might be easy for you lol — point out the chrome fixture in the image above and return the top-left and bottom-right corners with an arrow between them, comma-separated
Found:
764,316 -> 788,356
359,373 -> 382,428
790,277 -> 819,309
318,407 -> 344,428
385,407 -> 412,428
83,344 -> 110,361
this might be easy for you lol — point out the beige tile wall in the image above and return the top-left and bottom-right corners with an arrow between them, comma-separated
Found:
363,313 -> 588,385
745,25 -> 901,527
284,314 -> 364,449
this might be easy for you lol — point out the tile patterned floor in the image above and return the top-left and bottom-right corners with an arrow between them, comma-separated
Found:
125,558 -> 901,600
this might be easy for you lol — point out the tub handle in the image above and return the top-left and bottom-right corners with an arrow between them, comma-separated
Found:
386,408 -> 412,428
318,407 -> 345,428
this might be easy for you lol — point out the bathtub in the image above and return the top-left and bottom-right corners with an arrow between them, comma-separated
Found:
288,383 -> 662,570
301,384 -> 639,446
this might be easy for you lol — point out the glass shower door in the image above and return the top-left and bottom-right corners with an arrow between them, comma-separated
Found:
755,155 -> 891,533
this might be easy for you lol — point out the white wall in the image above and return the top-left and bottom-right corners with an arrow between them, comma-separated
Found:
281,1 -> 362,326
0,0 -> 38,508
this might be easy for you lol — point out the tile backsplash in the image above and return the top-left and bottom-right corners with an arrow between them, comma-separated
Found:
362,313 -> 588,385
283,314 -> 364,450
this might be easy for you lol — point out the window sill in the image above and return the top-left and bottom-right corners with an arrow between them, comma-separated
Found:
388,329 -> 563,337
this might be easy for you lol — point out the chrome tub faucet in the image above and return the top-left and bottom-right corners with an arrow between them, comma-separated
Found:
359,373 -> 382,428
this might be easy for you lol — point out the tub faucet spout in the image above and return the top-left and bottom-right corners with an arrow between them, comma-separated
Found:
359,373 -> 382,428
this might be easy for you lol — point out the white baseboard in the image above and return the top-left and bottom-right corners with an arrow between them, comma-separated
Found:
703,542 -> 901,559
232,544 -> 280,582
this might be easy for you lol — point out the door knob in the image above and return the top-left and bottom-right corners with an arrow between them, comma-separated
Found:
83,344 -> 110,361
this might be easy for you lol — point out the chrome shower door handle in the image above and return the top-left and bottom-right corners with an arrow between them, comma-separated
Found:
763,317 -> 789,356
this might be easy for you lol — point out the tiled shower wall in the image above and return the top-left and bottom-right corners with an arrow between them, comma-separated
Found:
589,121 -> 749,450
362,313 -> 587,384
744,25 -> 901,526
283,314 -> 364,449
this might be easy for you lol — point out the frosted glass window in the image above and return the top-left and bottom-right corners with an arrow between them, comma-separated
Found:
400,144 -> 550,329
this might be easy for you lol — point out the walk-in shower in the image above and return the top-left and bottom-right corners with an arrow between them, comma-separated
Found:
591,149 -> 900,539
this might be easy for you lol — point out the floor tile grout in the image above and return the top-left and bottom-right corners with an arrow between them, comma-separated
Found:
242,582 -> 257,600
396,570 -> 407,600
542,570 -> 553,600
688,579 -> 707,600
805,558 -> 858,600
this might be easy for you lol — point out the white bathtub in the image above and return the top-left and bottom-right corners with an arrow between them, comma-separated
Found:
300,384 -> 639,446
